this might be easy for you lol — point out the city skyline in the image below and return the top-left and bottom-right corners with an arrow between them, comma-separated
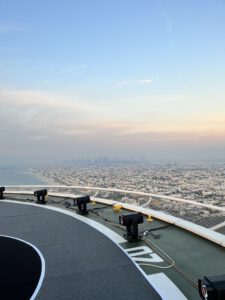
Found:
1,0 -> 225,164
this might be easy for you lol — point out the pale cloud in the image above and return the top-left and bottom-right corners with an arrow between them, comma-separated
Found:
0,89 -> 98,136
157,95 -> 184,103
0,88 -> 141,138
0,89 -> 91,110
115,79 -> 153,87
159,1 -> 177,58
115,80 -> 131,87
0,88 -> 225,163
62,64 -> 88,73
0,88 -> 224,145
0,88 -> 147,138
137,79 -> 153,85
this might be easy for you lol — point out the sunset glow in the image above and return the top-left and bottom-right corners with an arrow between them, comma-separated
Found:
0,0 -> 225,163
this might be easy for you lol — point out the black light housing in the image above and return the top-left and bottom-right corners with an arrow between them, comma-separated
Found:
34,189 -> 48,204
119,213 -> 143,242
0,186 -> 5,199
75,195 -> 90,215
198,274 -> 225,300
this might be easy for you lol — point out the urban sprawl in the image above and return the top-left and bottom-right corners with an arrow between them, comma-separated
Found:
34,162 -> 225,231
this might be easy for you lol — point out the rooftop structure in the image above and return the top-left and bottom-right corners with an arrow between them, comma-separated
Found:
1,185 -> 225,299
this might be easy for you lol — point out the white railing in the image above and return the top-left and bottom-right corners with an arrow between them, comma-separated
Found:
4,184 -> 225,212
3,185 -> 225,247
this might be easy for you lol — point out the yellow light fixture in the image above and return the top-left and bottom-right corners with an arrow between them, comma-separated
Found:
113,203 -> 122,211
146,215 -> 153,222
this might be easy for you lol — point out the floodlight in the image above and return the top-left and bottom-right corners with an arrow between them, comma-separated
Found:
34,189 -> 48,204
75,195 -> 90,215
0,186 -> 5,199
119,213 -> 143,242
198,274 -> 225,300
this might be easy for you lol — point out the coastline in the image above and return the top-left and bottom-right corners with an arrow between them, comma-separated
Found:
0,167 -> 49,185
29,169 -> 60,186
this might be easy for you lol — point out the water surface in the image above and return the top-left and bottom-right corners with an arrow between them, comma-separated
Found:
0,166 -> 46,185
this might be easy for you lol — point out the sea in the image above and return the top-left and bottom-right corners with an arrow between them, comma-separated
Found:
0,166 -> 47,185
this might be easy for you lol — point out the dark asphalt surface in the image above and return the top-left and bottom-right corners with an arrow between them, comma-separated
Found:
0,201 -> 161,300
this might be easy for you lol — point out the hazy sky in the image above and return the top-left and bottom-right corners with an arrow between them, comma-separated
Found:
0,0 -> 225,164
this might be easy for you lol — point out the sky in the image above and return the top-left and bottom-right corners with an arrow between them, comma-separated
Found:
0,0 -> 225,164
